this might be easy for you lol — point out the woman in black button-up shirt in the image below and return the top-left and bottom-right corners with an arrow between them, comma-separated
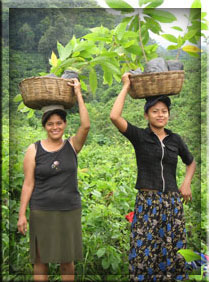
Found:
110,73 -> 196,281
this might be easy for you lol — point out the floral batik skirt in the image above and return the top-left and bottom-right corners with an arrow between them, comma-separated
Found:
129,191 -> 187,282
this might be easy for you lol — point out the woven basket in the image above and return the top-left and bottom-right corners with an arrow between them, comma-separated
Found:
129,70 -> 185,99
19,76 -> 77,110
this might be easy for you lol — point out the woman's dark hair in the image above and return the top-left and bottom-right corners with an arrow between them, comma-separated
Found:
42,109 -> 67,127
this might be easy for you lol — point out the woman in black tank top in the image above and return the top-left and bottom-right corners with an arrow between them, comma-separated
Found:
17,78 -> 90,282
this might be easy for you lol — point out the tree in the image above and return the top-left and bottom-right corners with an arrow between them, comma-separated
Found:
18,23 -> 35,51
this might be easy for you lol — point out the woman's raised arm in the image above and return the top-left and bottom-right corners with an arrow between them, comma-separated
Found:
67,79 -> 90,153
110,73 -> 131,133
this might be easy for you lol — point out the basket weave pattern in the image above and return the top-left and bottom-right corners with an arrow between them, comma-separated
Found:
129,70 -> 185,99
19,77 -> 77,109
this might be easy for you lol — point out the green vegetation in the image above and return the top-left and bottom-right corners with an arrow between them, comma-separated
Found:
2,1 -> 208,281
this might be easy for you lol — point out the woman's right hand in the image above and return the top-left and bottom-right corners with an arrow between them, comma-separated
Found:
122,72 -> 131,89
67,78 -> 81,96
17,215 -> 28,235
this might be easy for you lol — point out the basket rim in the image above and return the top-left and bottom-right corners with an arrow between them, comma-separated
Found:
130,70 -> 184,79
19,76 -> 74,86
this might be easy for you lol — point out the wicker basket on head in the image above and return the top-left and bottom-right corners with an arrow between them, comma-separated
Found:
129,70 -> 185,99
19,76 -> 77,110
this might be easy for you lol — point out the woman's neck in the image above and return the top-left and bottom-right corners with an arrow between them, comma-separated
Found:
46,137 -> 63,145
42,137 -> 64,151
149,125 -> 166,141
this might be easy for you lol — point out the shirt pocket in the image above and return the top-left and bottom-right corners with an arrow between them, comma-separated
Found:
166,144 -> 178,160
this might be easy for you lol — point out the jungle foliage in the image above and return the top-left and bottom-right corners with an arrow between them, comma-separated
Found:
2,1 -> 208,281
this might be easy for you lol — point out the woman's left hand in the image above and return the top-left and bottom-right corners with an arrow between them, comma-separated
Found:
67,78 -> 81,96
179,183 -> 192,203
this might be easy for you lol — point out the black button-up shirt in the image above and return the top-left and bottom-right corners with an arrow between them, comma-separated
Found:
121,121 -> 194,192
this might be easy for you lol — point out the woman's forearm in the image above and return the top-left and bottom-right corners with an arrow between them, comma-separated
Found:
110,84 -> 129,120
183,160 -> 196,184
76,91 -> 90,130
18,184 -> 34,217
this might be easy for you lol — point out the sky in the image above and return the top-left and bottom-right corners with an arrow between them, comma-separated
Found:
96,0 -> 208,47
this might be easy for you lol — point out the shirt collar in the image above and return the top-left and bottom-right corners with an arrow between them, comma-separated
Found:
145,125 -> 173,136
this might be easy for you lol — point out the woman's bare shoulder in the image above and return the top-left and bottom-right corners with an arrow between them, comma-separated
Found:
24,143 -> 36,159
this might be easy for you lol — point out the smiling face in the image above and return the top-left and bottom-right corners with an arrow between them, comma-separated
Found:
44,114 -> 67,140
144,101 -> 169,129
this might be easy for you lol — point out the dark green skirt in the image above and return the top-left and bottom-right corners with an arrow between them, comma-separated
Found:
29,209 -> 83,264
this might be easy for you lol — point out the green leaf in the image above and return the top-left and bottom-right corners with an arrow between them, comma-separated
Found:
89,25 -> 111,36
201,12 -> 207,19
73,41 -> 94,53
39,72 -> 48,76
13,94 -> 22,102
96,248 -> 106,258
91,190 -> 101,197
161,34 -> 178,43
58,57 -> 84,70
72,61 -> 88,70
201,22 -> 208,30
90,57 -> 121,75
145,0 -> 163,8
189,8 -> 201,21
113,73 -> 121,82
105,0 -> 135,12
177,36 -> 185,47
139,0 -> 152,7
70,35 -> 77,49
102,257 -> 110,270
144,17 -> 162,34
83,34 -> 111,42
191,0 -> 201,8
167,44 -> 179,50
80,80 -> 87,91
102,65 -> 113,86
171,26 -> 183,31
141,27 -> 149,45
143,9 -> 177,23
79,50 -> 93,59
131,53 -> 136,61
99,51 -> 118,58
27,109 -> 34,119
125,44 -> 142,56
177,249 -> 201,262
144,44 -> 158,53
189,20 -> 201,29
72,51 -> 80,57
183,51 -> 200,57
111,261 -> 119,271
17,101 -> 26,111
114,21 -> 128,40
89,67 -> 97,95
20,106 -> 30,112
122,16 -> 133,24
122,31 -> 139,39
121,39 -> 136,48
57,41 -> 65,59
64,41 -> 73,57
129,15 -> 139,32
102,61 -> 121,75
184,29 -> 199,40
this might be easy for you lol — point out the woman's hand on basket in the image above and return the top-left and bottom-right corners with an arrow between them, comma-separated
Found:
121,73 -> 131,90
17,215 -> 28,235
67,78 -> 81,96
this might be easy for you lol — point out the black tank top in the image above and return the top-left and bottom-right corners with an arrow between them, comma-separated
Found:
29,139 -> 81,210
